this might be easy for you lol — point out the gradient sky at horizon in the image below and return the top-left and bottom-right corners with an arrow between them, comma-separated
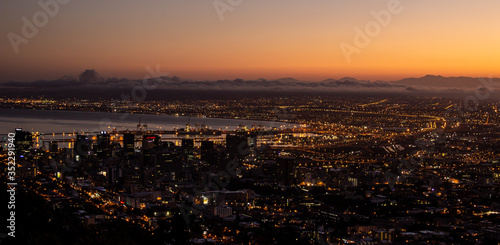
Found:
1,0 -> 499,82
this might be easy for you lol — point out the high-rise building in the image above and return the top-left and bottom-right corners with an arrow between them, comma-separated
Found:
14,128 -> 32,158
142,135 -> 160,165
123,133 -> 135,156
108,165 -> 123,186
142,135 -> 160,151
155,151 -> 182,181
32,148 -> 48,168
226,134 -> 248,158
247,132 -> 257,156
74,134 -> 91,162
50,141 -> 58,153
201,140 -> 218,165
276,157 -> 296,186
96,131 -> 111,159
181,138 -> 194,161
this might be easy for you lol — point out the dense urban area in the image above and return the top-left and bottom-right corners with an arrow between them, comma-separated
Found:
1,95 -> 500,244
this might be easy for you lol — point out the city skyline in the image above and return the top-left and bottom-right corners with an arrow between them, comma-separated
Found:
2,95 -> 500,244
2,1 -> 500,244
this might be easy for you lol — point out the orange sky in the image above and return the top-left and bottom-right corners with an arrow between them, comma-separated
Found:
1,0 -> 500,82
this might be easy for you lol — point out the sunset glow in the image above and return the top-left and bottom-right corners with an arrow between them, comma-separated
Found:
1,0 -> 500,82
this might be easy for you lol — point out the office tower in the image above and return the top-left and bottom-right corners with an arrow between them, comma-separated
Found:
108,165 -> 123,186
142,135 -> 160,165
247,132 -> 257,156
181,138 -> 194,161
96,131 -> 111,159
123,133 -> 135,156
32,148 -> 48,168
14,128 -> 32,158
276,157 -> 296,186
142,135 -> 160,150
50,141 -> 58,153
201,140 -> 218,165
74,134 -> 91,162
155,151 -> 182,181
226,134 -> 248,158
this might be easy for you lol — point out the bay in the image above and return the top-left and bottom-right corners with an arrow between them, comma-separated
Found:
0,108 -> 295,135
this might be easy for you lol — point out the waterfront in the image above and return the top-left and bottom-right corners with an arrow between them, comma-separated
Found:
0,108 -> 300,149
0,108 -> 296,134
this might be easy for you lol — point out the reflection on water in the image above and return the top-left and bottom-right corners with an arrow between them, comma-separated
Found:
0,109 -> 300,149
0,108 -> 295,133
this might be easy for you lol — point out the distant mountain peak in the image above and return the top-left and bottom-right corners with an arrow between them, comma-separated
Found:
423,74 -> 443,78
275,77 -> 301,83
339,77 -> 358,82
394,75 -> 500,88
320,78 -> 338,83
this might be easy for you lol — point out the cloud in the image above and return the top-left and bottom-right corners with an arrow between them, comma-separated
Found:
392,75 -> 500,89
0,70 -> 492,99
79,69 -> 102,83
